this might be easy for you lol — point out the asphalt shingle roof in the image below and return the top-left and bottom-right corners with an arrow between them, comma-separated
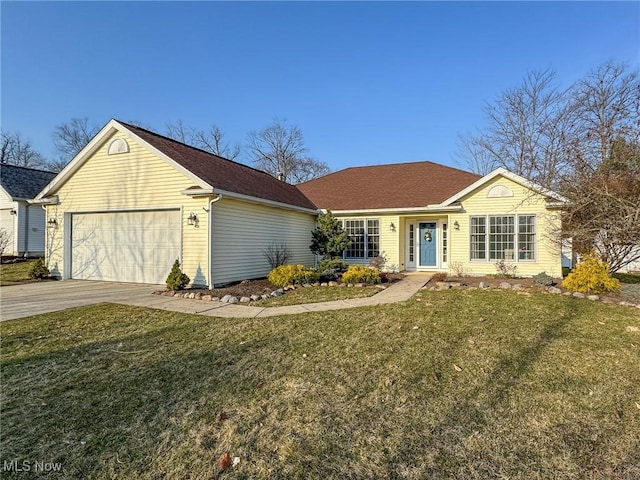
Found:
297,161 -> 481,210
119,121 -> 318,211
0,164 -> 57,200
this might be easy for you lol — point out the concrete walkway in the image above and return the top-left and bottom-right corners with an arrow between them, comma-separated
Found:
117,273 -> 433,318
1,273 -> 432,321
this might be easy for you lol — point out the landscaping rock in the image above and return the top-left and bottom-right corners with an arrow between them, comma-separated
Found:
261,294 -> 269,300
202,295 -> 212,301
478,281 -> 489,289
239,296 -> 251,303
188,292 -> 196,299
320,282 -> 328,287
511,284 -> 524,291
271,289 -> 285,297
376,284 -> 387,289
587,295 -> 599,301
619,301 -> 635,307
499,282 -> 512,290
328,281 -> 338,287
221,295 -> 233,303
313,282 -> 320,287
572,292 -> 585,298
212,296 -> 220,302
547,286 -> 562,294
347,283 -> 354,287
303,283 -> 312,288
448,282 -> 462,288
227,296 -> 239,304
195,292 -> 202,300
338,283 -> 346,287
355,283 -> 364,288
436,282 -> 452,290
250,294 -> 261,301
563,292 -> 573,296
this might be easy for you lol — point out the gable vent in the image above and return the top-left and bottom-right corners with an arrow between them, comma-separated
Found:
107,138 -> 130,155
487,184 -> 514,198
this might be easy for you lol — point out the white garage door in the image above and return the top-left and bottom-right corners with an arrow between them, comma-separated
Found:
71,210 -> 181,284
0,209 -> 15,255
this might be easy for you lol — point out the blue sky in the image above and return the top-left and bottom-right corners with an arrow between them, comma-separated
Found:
2,1 -> 639,172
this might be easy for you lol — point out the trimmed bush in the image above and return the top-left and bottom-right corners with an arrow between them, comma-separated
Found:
562,253 -> 620,294
317,258 -> 348,274
28,258 -> 50,279
341,265 -> 381,285
532,271 -> 554,287
268,264 -> 320,288
166,259 -> 190,291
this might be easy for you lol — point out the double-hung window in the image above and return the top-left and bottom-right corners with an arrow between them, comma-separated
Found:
343,218 -> 380,259
470,215 -> 536,261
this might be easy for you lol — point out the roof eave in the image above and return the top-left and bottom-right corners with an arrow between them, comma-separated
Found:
327,205 -> 463,215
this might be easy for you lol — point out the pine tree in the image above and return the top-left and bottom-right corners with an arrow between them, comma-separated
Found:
310,211 -> 351,259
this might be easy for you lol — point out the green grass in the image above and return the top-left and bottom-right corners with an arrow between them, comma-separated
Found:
614,272 -> 640,284
0,259 -> 38,286
253,285 -> 380,306
2,291 -> 639,479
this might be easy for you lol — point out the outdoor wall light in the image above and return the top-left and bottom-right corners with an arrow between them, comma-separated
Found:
390,222 -> 396,232
453,220 -> 460,230
9,209 -> 16,216
187,212 -> 198,226
47,218 -> 58,228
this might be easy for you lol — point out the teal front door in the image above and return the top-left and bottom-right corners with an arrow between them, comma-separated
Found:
419,222 -> 437,267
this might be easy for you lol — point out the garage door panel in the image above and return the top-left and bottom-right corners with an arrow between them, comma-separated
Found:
71,210 -> 180,284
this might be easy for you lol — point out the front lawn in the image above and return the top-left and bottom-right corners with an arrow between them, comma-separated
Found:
2,291 -> 639,479
253,284 -> 380,306
0,258 -> 38,286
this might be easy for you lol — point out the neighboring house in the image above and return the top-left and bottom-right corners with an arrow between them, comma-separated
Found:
298,162 -> 568,277
0,164 -> 56,257
33,120 -> 317,286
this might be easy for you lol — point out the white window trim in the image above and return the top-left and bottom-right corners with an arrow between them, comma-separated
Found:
469,214 -> 537,262
342,218 -> 380,260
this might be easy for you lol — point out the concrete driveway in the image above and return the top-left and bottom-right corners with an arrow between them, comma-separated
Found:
0,280 -> 159,322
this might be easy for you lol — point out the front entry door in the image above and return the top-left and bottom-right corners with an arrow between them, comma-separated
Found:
419,222 -> 437,267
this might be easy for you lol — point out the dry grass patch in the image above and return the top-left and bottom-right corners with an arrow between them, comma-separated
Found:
252,285 -> 380,306
0,258 -> 40,286
1,291 -> 639,479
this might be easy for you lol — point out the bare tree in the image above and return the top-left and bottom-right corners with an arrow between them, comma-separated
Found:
568,62 -> 640,172
456,69 -> 572,187
247,119 -> 329,183
52,117 -> 99,161
0,131 -> 47,169
0,228 -> 11,256
166,120 -> 240,160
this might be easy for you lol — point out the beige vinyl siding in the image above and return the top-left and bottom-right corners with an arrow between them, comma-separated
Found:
449,175 -> 562,277
46,131 -> 209,285
334,214 -> 401,271
210,197 -> 315,286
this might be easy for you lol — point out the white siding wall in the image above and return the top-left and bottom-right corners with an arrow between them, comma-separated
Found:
0,189 -> 17,255
211,198 -> 316,286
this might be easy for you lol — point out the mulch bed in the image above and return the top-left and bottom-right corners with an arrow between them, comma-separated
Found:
172,272 -> 405,298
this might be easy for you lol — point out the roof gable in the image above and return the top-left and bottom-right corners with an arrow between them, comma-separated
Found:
297,161 -> 481,211
37,120 -> 317,211
0,164 -> 57,200
440,167 -> 569,206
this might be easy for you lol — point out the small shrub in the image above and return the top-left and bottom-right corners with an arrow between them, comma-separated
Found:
268,264 -> 320,288
449,261 -> 467,277
369,254 -> 386,270
341,265 -> 381,285
29,258 -> 50,279
262,242 -> 291,269
532,271 -> 554,287
562,253 -> 620,294
431,272 -> 447,283
166,259 -> 190,290
317,258 -> 348,274
494,259 -> 518,278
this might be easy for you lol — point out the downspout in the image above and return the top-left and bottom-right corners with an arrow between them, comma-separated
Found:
207,194 -> 223,289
